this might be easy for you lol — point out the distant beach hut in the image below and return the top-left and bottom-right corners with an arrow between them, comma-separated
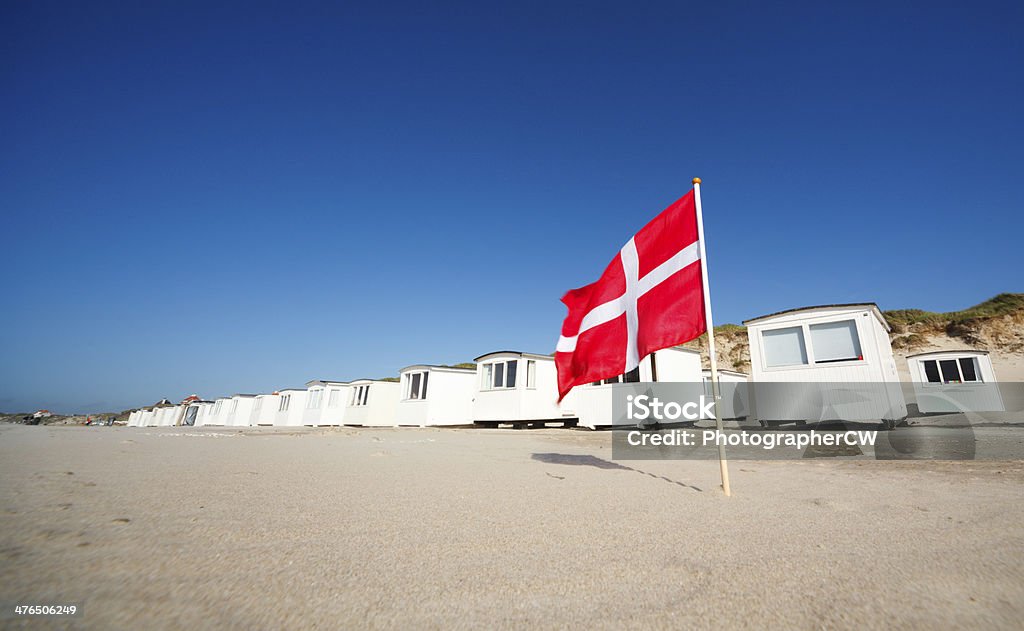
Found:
249,393 -> 281,426
303,380 -> 350,426
743,304 -> 907,426
472,351 -> 577,428
273,388 -> 308,426
344,379 -> 401,427
223,394 -> 257,427
702,368 -> 749,384
702,369 -> 750,421
127,410 -> 141,427
186,401 -> 214,426
155,405 -> 181,427
575,347 -> 703,429
395,365 -> 475,427
205,397 -> 233,426
180,400 -> 213,426
907,350 -> 1004,413
138,408 -> 156,426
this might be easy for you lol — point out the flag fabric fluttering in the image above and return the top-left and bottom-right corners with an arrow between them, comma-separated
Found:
555,190 -> 706,401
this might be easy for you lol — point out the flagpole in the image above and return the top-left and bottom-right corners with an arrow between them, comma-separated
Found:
692,178 -> 732,497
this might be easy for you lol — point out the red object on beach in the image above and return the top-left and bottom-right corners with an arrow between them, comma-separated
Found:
555,190 -> 707,401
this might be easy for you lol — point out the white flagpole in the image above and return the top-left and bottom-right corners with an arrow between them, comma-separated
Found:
692,177 -> 732,497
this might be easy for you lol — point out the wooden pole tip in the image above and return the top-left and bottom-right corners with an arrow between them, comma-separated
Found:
692,177 -> 702,185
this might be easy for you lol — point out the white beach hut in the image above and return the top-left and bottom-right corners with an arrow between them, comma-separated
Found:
344,379 -> 401,427
221,394 -> 257,427
395,365 -> 476,427
907,350 -> 1004,413
701,369 -> 750,421
185,401 -> 214,426
179,400 -> 212,426
575,347 -> 703,429
155,405 -> 182,427
205,397 -> 233,426
743,303 -> 907,425
127,410 -> 141,427
473,351 -> 577,428
302,380 -> 349,426
249,393 -> 281,426
273,388 -> 308,427
139,408 -> 156,427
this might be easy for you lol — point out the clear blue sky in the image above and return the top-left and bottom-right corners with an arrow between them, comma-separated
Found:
2,1 -> 1021,413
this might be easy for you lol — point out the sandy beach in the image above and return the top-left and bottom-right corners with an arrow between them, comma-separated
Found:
1,424 -> 1022,629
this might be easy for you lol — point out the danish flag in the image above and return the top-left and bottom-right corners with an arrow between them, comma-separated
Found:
555,190 -> 707,400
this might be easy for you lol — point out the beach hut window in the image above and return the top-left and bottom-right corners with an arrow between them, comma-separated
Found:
762,326 -> 808,367
307,389 -> 323,409
601,367 -> 640,385
351,385 -> 370,406
483,361 -> 518,389
328,389 -> 342,407
230,399 -> 239,413
959,358 -> 978,382
482,364 -> 492,390
809,320 -> 862,364
923,358 -> 980,384
407,372 -> 428,400
279,395 -> 291,412
213,400 -> 223,415
526,360 -> 536,388
940,360 -> 961,383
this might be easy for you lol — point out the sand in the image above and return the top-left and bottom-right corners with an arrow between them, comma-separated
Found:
1,424 -> 1022,630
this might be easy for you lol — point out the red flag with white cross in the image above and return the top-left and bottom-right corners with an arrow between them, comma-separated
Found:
555,190 -> 706,401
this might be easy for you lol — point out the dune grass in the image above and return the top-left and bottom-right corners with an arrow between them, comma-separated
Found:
884,293 -> 1024,326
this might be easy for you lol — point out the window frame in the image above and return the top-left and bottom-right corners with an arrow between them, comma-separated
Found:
808,319 -> 864,364
759,316 -> 868,372
919,356 -> 983,386
307,388 -> 323,409
481,359 -> 519,391
350,385 -> 371,407
327,389 -> 341,408
405,371 -> 429,401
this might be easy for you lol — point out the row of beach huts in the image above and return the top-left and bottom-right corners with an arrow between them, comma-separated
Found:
128,346 -> 737,429
127,304 -> 1007,429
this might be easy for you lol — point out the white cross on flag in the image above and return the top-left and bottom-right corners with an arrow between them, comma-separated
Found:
555,190 -> 706,400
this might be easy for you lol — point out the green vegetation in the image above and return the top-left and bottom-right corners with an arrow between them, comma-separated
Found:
439,362 -> 477,370
714,323 -> 746,334
884,293 -> 1024,326
890,333 -> 928,349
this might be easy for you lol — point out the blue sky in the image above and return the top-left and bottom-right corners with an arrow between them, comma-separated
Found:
2,1 -> 1022,413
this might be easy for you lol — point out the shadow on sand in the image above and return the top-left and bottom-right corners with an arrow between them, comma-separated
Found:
531,453 -> 703,492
